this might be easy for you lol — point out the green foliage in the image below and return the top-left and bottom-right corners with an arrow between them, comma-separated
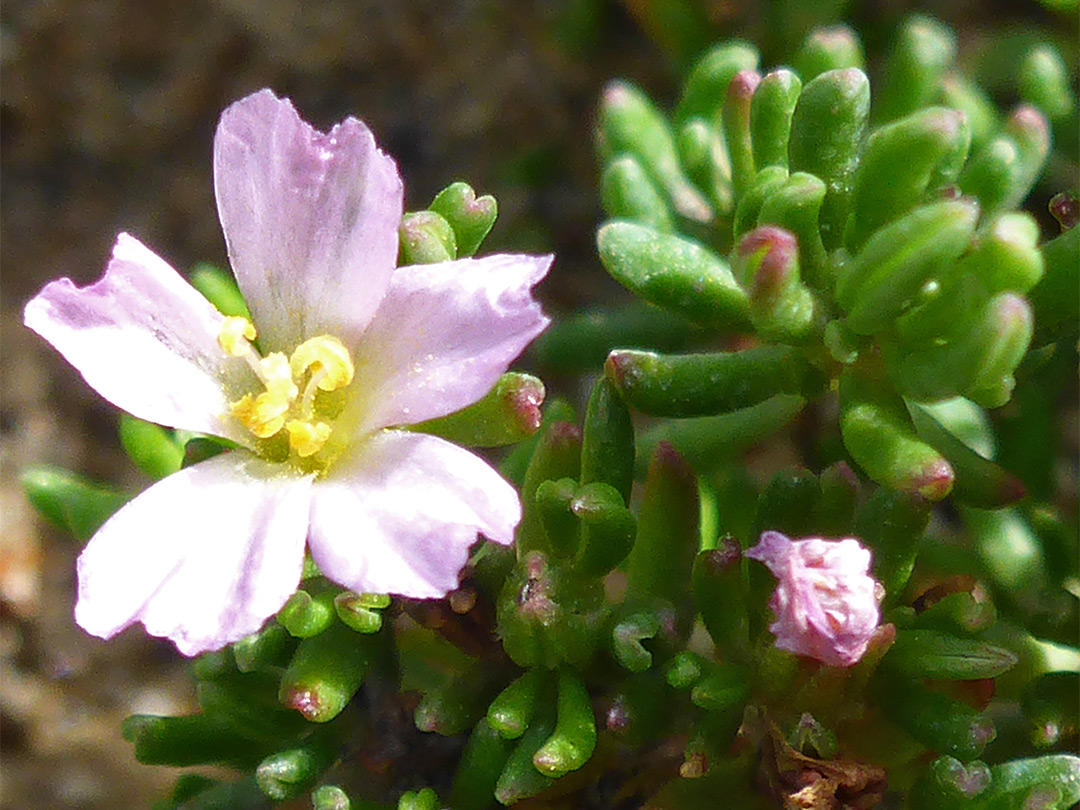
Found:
24,13 -> 1078,810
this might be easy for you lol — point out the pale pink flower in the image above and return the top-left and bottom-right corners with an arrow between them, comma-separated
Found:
746,530 -> 881,667
24,89 -> 551,655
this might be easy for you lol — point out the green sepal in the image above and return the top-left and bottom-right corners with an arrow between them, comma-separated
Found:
692,538 -> 750,661
874,14 -> 956,124
871,673 -> 996,761
1029,224 -> 1079,340
855,483 -> 931,606
496,551 -> 606,669
411,373 -> 545,448
492,700 -> 557,806
531,302 -> 706,374
334,591 -> 389,634
756,171 -> 828,291
122,713 -> 270,767
429,181 -> 497,257
191,647 -> 237,681
605,345 -> 808,418
571,482 -> 636,577
535,478 -> 580,559
624,443 -> 698,632
277,577 -> 338,638
665,650 -> 704,690
232,623 -> 295,673
734,225 -> 818,342
732,164 -> 788,243
532,668 -> 597,777
278,621 -> 376,722
839,366 -> 954,500
190,262 -> 250,319
959,106 -> 1051,215
749,69 -> 802,170
600,155 -> 674,232
793,25 -> 864,82
912,591 -> 997,636
675,40 -> 759,123
596,221 -> 748,329
399,210 -> 457,264
611,607 -> 674,673
21,465 -> 129,541
181,436 -> 234,468
1018,43 -> 1075,120
450,719 -> 514,810
846,107 -> 971,251
255,737 -> 337,800
488,670 -> 545,741
721,69 -> 761,201
579,375 -> 634,504
119,415 -> 185,479
908,400 -> 1026,508
837,199 -> 979,335
597,81 -> 712,223
788,68 -> 870,248
881,628 -> 1018,680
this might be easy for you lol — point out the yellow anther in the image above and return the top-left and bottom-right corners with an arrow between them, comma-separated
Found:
258,353 -> 300,401
286,419 -> 332,457
218,316 -> 257,357
289,336 -> 355,392
229,392 -> 290,439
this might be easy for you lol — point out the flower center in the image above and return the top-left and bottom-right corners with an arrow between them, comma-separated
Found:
218,316 -> 354,460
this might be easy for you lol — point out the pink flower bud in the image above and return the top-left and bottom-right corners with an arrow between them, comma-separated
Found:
746,530 -> 882,667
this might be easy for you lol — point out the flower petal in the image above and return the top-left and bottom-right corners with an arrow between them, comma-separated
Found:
349,253 -> 552,432
309,430 -> 519,598
24,233 -> 253,444
213,89 -> 404,353
75,452 -> 313,656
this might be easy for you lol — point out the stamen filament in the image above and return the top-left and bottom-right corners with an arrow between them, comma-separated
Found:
300,368 -> 328,419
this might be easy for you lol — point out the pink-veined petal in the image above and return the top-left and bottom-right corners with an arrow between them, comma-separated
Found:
308,430 -> 519,598
348,253 -> 552,433
75,452 -> 313,656
213,89 -> 404,353
24,233 -> 254,445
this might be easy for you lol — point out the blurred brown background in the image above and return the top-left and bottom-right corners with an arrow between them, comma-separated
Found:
0,1 -> 1073,807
